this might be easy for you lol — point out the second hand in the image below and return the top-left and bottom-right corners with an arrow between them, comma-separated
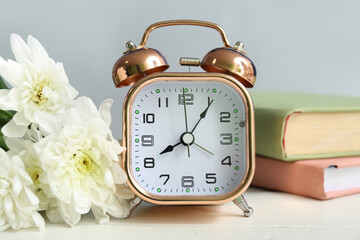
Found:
194,142 -> 214,155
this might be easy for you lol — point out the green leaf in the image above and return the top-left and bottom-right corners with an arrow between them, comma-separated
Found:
0,74 -> 9,90
0,75 -> 14,151
0,110 -> 13,151
0,131 -> 9,151
0,110 -> 13,126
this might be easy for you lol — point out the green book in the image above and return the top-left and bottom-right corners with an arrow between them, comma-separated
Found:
251,92 -> 360,161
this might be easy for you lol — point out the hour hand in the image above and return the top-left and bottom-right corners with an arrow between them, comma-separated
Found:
159,142 -> 181,155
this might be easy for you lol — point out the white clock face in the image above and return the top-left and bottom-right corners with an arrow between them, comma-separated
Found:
128,77 -> 249,199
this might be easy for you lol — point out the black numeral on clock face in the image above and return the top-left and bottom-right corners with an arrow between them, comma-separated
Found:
181,176 -> 194,188
159,174 -> 170,185
144,158 -> 155,168
158,98 -> 169,108
143,113 -> 155,123
206,173 -> 217,184
133,85 -> 245,196
141,135 -> 154,147
221,156 -> 232,166
220,112 -> 231,122
178,93 -> 194,105
220,133 -> 233,145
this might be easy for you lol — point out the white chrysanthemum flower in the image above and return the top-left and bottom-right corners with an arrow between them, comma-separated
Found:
5,124 -> 50,211
0,34 -> 78,138
34,97 -> 132,227
21,146 -> 50,211
0,148 -> 45,232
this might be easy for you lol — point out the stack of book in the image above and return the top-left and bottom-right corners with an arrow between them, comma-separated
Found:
251,92 -> 360,200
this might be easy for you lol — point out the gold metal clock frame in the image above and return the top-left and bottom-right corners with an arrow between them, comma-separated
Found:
122,72 -> 255,216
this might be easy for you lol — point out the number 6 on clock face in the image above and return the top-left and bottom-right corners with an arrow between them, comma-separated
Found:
122,72 -> 255,205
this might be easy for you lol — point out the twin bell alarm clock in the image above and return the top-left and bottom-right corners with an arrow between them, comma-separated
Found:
112,20 -> 257,217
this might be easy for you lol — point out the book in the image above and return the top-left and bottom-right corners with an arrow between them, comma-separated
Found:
251,92 -> 360,161
251,155 -> 360,200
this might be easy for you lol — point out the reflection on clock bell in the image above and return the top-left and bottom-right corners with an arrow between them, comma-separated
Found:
112,43 -> 169,88
201,41 -> 257,88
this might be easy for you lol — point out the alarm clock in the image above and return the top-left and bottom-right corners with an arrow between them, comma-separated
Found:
112,20 -> 256,217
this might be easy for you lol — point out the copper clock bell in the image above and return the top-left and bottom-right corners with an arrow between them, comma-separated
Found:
112,20 -> 256,88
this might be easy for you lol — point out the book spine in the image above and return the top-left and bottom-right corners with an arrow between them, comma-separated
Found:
254,108 -> 288,160
252,157 -> 327,199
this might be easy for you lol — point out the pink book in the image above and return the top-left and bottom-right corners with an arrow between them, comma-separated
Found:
251,155 -> 360,200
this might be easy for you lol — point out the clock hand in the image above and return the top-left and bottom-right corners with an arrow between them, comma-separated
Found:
182,88 -> 190,157
190,99 -> 214,134
193,142 -> 214,155
159,142 -> 181,155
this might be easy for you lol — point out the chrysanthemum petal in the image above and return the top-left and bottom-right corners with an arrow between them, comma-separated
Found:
107,200 -> 130,219
92,205 -> 110,224
23,187 -> 40,206
34,111 -> 60,135
2,118 -> 27,138
74,96 -> 99,119
4,195 -> 14,216
27,35 -> 49,61
13,111 -> 31,126
58,201 -> 81,227
0,58 -> 26,88
10,34 -> 32,64
64,84 -> 78,100
0,223 -> 10,232
0,89 -> 18,110
99,99 -> 113,126
111,139 -> 125,160
11,174 -> 22,196
104,168 -> 115,188
62,108 -> 82,126
31,211 -> 45,231
73,189 -> 91,214
46,199 -> 64,224
111,163 -> 127,184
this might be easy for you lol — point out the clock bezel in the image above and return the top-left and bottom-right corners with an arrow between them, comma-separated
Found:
122,72 -> 255,205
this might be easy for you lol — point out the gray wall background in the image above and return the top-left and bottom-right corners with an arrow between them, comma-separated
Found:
0,0 -> 359,138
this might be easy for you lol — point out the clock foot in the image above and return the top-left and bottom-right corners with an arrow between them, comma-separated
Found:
233,195 -> 253,217
126,197 -> 142,217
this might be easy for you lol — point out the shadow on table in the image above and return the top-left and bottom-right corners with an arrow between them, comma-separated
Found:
122,203 -> 245,224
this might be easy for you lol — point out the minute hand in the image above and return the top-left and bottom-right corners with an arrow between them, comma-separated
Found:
190,99 -> 214,134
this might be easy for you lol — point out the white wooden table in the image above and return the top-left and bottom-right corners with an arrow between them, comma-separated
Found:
3,187 -> 360,239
